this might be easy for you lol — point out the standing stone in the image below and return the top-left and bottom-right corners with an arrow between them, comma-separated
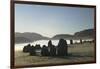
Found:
35,44 -> 41,56
35,44 -> 41,49
29,45 -> 36,56
57,39 -> 68,56
23,44 -> 31,52
48,40 -> 56,56
80,39 -> 82,44
41,45 -> 49,56
70,39 -> 73,44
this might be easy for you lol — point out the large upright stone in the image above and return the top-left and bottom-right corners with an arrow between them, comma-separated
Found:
48,40 -> 56,56
57,39 -> 68,56
41,45 -> 49,56
29,45 -> 36,56
80,39 -> 82,44
23,44 -> 31,53
70,39 -> 73,44
35,44 -> 41,56
35,44 -> 41,49
48,40 -> 52,48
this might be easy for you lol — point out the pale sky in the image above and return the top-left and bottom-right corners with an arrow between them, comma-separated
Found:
15,4 -> 94,37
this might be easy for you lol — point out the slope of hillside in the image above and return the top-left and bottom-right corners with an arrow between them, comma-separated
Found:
52,34 -> 73,39
52,29 -> 94,39
15,37 -> 32,44
15,32 -> 49,43
74,29 -> 94,39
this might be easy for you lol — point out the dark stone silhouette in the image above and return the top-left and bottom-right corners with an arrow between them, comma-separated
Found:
80,39 -> 82,44
23,44 -> 31,52
41,45 -> 49,56
35,44 -> 41,49
48,40 -> 52,48
70,39 -> 73,44
48,40 -> 56,56
57,39 -> 68,56
92,39 -> 94,42
29,45 -> 36,56
34,44 -> 41,56
23,39 -> 69,56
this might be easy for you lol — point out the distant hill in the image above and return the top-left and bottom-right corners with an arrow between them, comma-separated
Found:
52,34 -> 73,39
15,32 -> 49,44
15,29 -> 94,43
52,29 -> 94,39
15,37 -> 31,44
74,29 -> 94,39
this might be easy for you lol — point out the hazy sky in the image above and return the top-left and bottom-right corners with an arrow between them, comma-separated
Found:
15,4 -> 94,37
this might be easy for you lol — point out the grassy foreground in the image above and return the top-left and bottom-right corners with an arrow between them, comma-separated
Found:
15,42 -> 95,66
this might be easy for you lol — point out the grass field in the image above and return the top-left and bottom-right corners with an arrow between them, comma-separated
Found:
15,42 -> 95,66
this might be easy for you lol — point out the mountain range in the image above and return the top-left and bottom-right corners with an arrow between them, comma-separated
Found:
15,29 -> 94,44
